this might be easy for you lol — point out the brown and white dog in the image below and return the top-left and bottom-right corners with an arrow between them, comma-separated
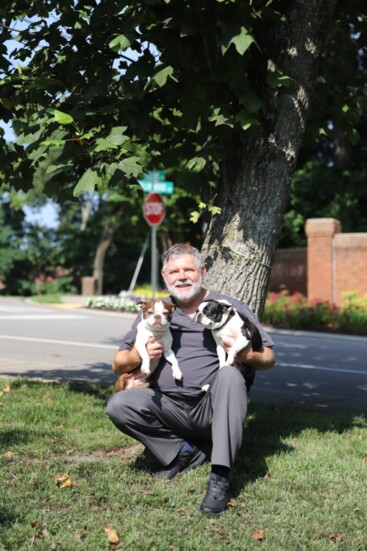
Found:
195,299 -> 263,368
114,299 -> 183,392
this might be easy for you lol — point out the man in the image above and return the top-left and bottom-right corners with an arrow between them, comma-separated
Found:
106,243 -> 275,515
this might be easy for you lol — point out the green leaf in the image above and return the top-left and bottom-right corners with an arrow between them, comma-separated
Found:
105,126 -> 129,145
266,72 -> 292,89
190,211 -> 201,223
222,27 -> 255,56
40,139 -> 66,147
209,108 -> 234,128
186,157 -> 207,172
92,138 -> 120,152
208,205 -> 222,215
117,157 -> 142,178
235,110 -> 259,131
109,34 -> 131,52
151,66 -> 176,87
46,163 -> 72,174
73,169 -> 101,196
346,126 -> 360,146
46,108 -> 74,125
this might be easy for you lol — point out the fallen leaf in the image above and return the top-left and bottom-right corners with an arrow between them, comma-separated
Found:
50,437 -> 58,443
3,385 -> 11,393
330,534 -> 343,542
60,478 -> 73,489
227,501 -> 236,508
104,526 -> 119,544
252,529 -> 265,541
3,451 -> 14,458
54,425 -> 64,430
54,474 -> 69,485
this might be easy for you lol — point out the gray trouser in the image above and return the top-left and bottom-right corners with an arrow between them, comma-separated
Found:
106,364 -> 248,469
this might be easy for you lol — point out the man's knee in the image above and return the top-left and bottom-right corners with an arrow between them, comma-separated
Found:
106,392 -> 126,424
216,364 -> 246,388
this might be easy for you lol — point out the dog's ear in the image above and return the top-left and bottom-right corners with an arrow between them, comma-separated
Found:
137,300 -> 146,311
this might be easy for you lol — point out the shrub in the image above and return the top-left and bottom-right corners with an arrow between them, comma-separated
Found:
263,291 -> 367,335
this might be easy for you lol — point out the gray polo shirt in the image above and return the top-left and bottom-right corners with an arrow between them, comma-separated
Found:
118,291 -> 274,397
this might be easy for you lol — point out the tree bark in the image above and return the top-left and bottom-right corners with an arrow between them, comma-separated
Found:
202,0 -> 336,317
92,225 -> 115,295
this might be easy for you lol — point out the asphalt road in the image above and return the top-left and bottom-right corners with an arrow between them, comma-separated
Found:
0,296 -> 366,414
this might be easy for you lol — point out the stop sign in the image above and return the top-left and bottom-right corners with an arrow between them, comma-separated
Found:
143,193 -> 166,227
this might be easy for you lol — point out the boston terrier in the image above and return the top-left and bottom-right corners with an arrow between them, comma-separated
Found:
195,299 -> 263,368
114,299 -> 183,392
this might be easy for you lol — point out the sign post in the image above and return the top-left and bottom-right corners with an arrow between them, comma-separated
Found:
143,192 -> 166,298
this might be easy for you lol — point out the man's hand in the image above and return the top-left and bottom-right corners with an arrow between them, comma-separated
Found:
146,337 -> 164,361
221,328 -> 275,370
221,333 -> 252,362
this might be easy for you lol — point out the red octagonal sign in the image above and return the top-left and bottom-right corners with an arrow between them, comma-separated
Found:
143,193 -> 166,227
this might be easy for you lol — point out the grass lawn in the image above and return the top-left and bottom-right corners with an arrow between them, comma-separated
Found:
0,378 -> 366,550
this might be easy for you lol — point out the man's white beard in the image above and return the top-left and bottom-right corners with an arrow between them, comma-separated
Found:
166,273 -> 203,303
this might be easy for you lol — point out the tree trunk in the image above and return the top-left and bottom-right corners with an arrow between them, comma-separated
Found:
92,225 -> 115,295
202,0 -> 336,317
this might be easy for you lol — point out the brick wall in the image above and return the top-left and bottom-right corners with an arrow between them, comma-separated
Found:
305,218 -> 367,306
268,218 -> 367,306
269,248 -> 307,295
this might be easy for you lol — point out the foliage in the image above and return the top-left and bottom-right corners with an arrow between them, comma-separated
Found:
0,0 -> 280,198
1,378 -> 366,549
83,292 -> 139,312
30,293 -> 63,304
0,197 -> 68,295
278,162 -> 367,247
263,291 -> 367,335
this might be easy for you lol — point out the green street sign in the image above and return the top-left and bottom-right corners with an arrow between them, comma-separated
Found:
138,170 -> 174,194
138,180 -> 174,194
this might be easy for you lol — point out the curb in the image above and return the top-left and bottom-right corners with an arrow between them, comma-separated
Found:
266,326 -> 367,343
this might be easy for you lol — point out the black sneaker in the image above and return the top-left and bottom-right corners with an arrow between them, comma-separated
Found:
153,447 -> 206,479
199,474 -> 231,515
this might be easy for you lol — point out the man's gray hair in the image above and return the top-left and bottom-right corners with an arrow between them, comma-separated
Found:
162,243 -> 203,271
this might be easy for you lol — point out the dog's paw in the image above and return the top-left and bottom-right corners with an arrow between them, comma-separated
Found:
140,363 -> 151,375
173,369 -> 183,381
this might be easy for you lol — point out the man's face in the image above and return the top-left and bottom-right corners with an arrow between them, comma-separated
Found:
162,254 -> 206,303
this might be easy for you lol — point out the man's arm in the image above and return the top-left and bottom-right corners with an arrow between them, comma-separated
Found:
236,343 -> 275,371
112,347 -> 142,375
221,335 -> 275,371
112,338 -> 165,375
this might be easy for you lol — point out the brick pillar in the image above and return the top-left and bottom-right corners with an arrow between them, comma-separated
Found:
305,218 -> 341,303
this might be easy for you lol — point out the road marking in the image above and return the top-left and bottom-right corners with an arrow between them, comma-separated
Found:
0,335 -> 116,350
0,315 -> 87,320
278,362 -> 367,376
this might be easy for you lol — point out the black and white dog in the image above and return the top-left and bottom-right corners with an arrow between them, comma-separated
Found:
195,299 -> 263,367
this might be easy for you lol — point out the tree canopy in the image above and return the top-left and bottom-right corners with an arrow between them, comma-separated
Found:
1,1 -> 366,312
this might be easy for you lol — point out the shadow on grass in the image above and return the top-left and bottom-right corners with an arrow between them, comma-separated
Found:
0,506 -> 18,527
9,376 -> 113,405
0,428 -> 34,448
4,378 -> 366,498
230,400 -> 367,497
